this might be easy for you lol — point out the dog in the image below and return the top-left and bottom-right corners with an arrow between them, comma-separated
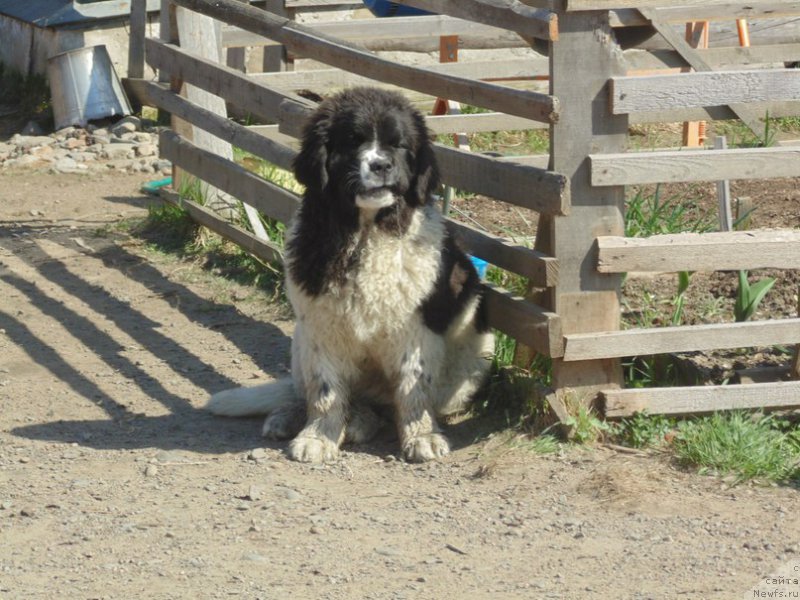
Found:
206,87 -> 494,463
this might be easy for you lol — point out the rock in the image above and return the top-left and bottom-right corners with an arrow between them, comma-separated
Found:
14,135 -> 55,150
91,133 -> 111,145
111,116 -> 141,136
101,143 -> 136,160
155,450 -> 189,463
64,137 -> 86,150
54,158 -> 80,173
54,126 -> 76,139
144,464 -> 159,477
136,143 -> 157,158
248,448 -> 268,461
246,484 -> 264,501
242,552 -> 268,563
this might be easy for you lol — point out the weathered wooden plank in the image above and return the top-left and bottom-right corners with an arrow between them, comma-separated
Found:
611,69 -> 800,114
128,0 -> 148,80
159,130 -> 301,225
145,38 -> 314,123
640,8 -> 765,140
591,147 -> 800,186
223,14 -> 515,46
391,0 -> 558,41
175,6 -> 259,229
170,0 -> 559,123
569,0 -> 787,11
482,284 -> 562,356
624,45 -> 800,72
596,229 -> 800,273
563,318 -> 800,362
433,144 -> 568,215
630,101 -> 800,126
143,81 -> 296,171
603,381 -> 800,418
445,219 -> 558,287
426,113 -> 543,134
611,4 -> 800,27
285,0 -> 360,6
248,57 -> 547,96
161,189 -> 284,265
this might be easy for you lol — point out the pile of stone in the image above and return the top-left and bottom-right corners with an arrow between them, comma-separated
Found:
0,116 -> 172,175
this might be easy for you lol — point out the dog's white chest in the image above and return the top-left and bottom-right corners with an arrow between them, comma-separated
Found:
290,210 -> 443,343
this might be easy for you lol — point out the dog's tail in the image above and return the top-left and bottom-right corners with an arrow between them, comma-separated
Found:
205,379 -> 298,417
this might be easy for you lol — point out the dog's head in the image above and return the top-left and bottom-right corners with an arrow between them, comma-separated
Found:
293,88 -> 439,211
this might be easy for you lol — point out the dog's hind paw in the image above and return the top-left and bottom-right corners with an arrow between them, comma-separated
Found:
402,433 -> 450,462
262,405 -> 305,440
289,435 -> 339,463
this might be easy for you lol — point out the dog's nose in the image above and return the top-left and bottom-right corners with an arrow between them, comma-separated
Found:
368,157 -> 392,175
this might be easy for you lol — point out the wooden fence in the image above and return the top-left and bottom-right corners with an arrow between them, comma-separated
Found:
125,0 -> 800,423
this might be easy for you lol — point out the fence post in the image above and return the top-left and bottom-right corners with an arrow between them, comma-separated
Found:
536,10 -> 628,410
172,6 -> 268,236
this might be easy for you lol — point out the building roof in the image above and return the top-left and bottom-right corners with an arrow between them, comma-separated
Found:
0,0 -> 158,29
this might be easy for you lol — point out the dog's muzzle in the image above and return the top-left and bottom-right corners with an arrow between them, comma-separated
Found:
356,144 -> 398,210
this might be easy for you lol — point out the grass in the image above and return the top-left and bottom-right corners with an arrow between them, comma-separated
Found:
135,177 -> 284,299
671,412 -> 800,484
606,410 -> 800,485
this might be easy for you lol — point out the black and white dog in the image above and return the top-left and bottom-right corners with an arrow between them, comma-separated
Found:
207,87 -> 493,463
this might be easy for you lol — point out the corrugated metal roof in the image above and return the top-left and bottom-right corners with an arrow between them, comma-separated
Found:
0,0 -> 159,29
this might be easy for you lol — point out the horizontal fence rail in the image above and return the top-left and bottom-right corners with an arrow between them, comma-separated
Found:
222,14 -> 516,46
591,147 -> 800,186
611,69 -> 800,114
391,0 -> 558,41
596,230 -> 800,273
562,318 -> 800,362
603,381 -> 800,418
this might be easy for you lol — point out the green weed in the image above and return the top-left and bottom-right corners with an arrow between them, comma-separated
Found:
611,412 -> 676,448
734,270 -> 776,322
622,355 -> 677,389
625,184 -> 714,238
672,412 -> 800,484
564,402 -> 612,444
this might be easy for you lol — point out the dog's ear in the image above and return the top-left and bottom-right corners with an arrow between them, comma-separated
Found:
293,105 -> 332,192
412,132 -> 440,203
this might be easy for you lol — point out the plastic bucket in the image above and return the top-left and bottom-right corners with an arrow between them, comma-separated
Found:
362,0 -> 432,17
48,45 -> 132,130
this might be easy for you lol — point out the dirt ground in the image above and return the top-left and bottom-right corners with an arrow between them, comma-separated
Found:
1,169 -> 800,600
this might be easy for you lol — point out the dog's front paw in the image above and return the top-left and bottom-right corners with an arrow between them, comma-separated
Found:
402,433 -> 450,462
289,435 -> 339,463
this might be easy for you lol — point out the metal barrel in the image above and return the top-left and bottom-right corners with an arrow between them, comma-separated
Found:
47,45 -> 132,130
